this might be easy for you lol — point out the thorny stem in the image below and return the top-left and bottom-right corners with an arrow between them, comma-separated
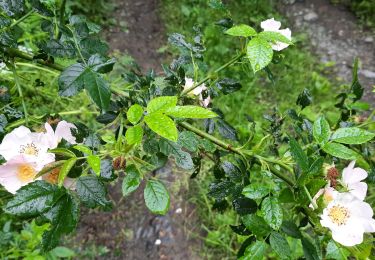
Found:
9,62 -> 28,125
180,52 -> 245,96
179,121 -> 296,187
9,10 -> 34,29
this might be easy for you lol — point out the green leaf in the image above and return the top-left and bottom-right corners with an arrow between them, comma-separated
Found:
125,125 -> 144,145
322,143 -> 358,160
49,148 -> 77,158
225,24 -> 257,37
4,181 -> 63,217
76,175 -> 110,208
258,31 -> 292,44
41,39 -> 76,58
58,63 -> 87,96
208,180 -> 236,201
325,240 -> 350,260
241,214 -> 271,237
35,160 -> 66,179
144,113 -> 178,142
270,232 -> 291,259
58,158 -> 77,187
313,116 -> 331,145
215,78 -> 242,94
0,0 -> 25,17
41,191 -> 79,251
280,221 -> 302,238
165,106 -> 217,118
50,247 -> 76,258
242,184 -> 269,200
87,155 -> 101,175
247,37 -> 273,73
147,96 -> 177,113
159,138 -> 194,170
87,54 -> 115,73
301,237 -> 320,260
144,179 -> 170,215
122,165 -> 141,197
289,137 -> 309,172
243,241 -> 268,260
83,70 -> 111,110
331,127 -> 375,144
127,104 -> 144,124
296,88 -> 312,109
221,161 -> 242,182
73,144 -> 93,155
177,131 -> 200,152
261,196 -> 283,230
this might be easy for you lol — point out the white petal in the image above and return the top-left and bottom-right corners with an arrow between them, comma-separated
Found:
0,174 -> 24,194
331,222 -> 364,247
261,18 -> 281,31
200,95 -> 211,108
350,200 -> 373,219
278,28 -> 292,40
342,161 -> 367,184
362,218 -> 375,232
348,182 -> 367,201
55,121 -> 77,144
0,126 -> 32,160
44,123 -> 59,148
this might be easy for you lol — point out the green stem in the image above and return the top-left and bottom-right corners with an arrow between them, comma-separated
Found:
15,62 -> 59,75
358,109 -> 375,128
9,10 -> 34,29
9,63 -> 28,125
179,121 -> 295,186
5,48 -> 65,71
180,52 -> 245,96
68,27 -> 87,65
57,0 -> 67,39
303,185 -> 317,209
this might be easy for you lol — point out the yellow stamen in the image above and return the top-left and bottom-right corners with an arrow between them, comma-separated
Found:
19,143 -> 39,156
328,205 -> 350,225
17,164 -> 37,182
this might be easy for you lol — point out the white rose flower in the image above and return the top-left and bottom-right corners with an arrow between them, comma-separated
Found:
341,161 -> 368,201
320,192 -> 375,246
260,18 -> 292,51
183,77 -> 211,107
0,126 -> 55,169
44,120 -> 78,148
0,155 -> 42,194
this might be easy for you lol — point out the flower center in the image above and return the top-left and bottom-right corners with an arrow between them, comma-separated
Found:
19,143 -> 39,156
17,164 -> 37,182
328,205 -> 350,225
44,168 -> 60,184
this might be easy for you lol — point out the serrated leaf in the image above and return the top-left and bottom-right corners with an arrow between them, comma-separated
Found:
208,180 -> 236,200
125,125 -> 144,145
73,144 -> 93,155
99,159 -> 116,181
296,88 -> 312,110
147,96 -> 177,113
289,137 -> 309,172
49,148 -> 77,158
159,138 -> 193,170
313,116 -> 331,145
225,24 -> 257,37
177,131 -> 200,152
87,155 -> 101,175
280,221 -> 302,238
122,165 -> 141,196
76,175 -> 110,208
87,54 -> 115,73
331,127 -> 375,144
232,197 -> 257,215
58,63 -> 87,96
144,179 -> 170,215
301,237 -> 320,260
127,104 -> 144,125
247,37 -> 273,73
4,181 -> 63,217
215,78 -> 242,94
58,158 -> 77,187
322,143 -> 358,160
243,241 -> 268,260
41,191 -> 79,251
325,240 -> 350,260
270,232 -> 291,259
258,31 -> 292,44
144,113 -> 178,142
221,161 -> 242,182
242,184 -> 269,199
241,214 -> 271,237
165,106 -> 217,119
83,70 -> 111,110
40,39 -> 76,58
261,196 -> 283,230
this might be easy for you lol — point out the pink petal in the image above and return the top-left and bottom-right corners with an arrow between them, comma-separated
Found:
261,18 -> 281,31
342,161 -> 367,184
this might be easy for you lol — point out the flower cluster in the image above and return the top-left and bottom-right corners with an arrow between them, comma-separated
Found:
183,77 -> 211,107
0,121 -> 77,193
310,161 -> 375,246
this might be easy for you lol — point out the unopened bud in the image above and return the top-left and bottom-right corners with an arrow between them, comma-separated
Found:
113,156 -> 126,170
324,164 -> 339,188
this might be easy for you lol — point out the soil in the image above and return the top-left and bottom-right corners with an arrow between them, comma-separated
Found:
279,0 -> 375,104
72,1 -> 202,259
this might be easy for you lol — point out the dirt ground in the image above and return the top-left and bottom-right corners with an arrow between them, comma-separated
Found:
279,0 -> 375,104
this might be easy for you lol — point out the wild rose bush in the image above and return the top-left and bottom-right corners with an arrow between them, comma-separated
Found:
0,1 -> 375,259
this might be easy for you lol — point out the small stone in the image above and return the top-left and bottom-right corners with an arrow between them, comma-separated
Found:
338,30 -> 344,37
155,239 -> 162,245
364,36 -> 374,43
360,70 -> 375,79
304,11 -> 318,21
175,208 -> 182,214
